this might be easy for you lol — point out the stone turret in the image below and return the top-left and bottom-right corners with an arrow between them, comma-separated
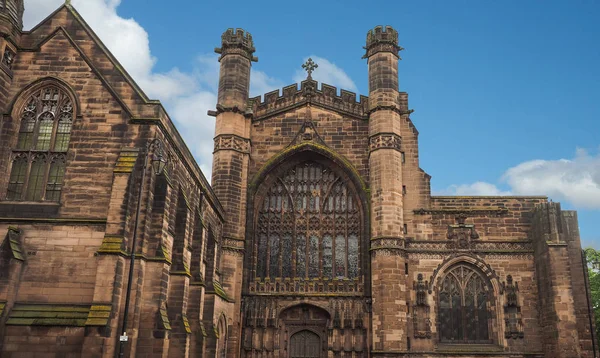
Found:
208,27 -> 257,357
365,25 -> 409,352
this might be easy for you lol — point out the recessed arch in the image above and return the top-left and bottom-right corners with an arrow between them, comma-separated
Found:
246,151 -> 368,288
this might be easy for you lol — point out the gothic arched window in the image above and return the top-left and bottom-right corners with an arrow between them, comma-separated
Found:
255,161 -> 361,281
6,85 -> 73,202
438,264 -> 492,344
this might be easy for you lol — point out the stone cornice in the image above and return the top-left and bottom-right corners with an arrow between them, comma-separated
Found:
413,208 -> 509,216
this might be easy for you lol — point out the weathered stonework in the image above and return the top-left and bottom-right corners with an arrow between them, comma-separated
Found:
0,3 -> 595,358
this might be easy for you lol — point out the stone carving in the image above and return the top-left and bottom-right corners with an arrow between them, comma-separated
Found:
288,121 -> 326,147
2,48 -> 15,69
213,134 -> 250,154
503,275 -> 524,339
413,273 -> 432,338
446,214 -> 480,250
369,133 -> 402,152
370,237 -> 406,257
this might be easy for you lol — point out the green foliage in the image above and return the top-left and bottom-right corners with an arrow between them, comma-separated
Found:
584,247 -> 600,346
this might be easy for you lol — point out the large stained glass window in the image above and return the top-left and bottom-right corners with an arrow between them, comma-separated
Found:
439,264 -> 491,344
255,161 -> 361,280
5,85 -> 73,202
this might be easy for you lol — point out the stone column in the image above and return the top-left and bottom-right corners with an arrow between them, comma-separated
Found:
364,26 -> 408,353
211,28 -> 257,357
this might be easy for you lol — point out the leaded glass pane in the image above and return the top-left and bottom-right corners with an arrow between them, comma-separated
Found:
46,158 -> 66,202
322,235 -> 332,278
269,234 -> 279,277
26,157 -> 46,201
257,233 -> 267,278
35,113 -> 53,150
54,111 -> 73,152
17,110 -> 35,149
348,234 -> 359,278
308,235 -> 319,278
7,157 -> 28,200
282,234 -> 292,277
335,235 -> 346,278
296,234 -> 306,278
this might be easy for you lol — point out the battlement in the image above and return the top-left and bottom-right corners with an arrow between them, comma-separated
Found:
215,28 -> 257,62
364,25 -> 404,58
249,79 -> 369,121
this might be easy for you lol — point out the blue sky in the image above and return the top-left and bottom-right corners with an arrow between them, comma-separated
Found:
25,0 -> 599,247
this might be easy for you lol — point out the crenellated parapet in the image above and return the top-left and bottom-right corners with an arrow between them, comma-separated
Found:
214,28 -> 257,62
250,79 -> 369,121
364,25 -> 404,58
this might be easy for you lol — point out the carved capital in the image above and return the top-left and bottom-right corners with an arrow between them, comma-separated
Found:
214,134 -> 251,154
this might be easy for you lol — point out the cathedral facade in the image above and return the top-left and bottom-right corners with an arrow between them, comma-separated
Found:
0,2 -> 597,357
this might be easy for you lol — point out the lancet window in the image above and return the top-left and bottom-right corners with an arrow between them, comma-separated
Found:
255,161 -> 361,280
438,264 -> 492,344
6,85 -> 73,202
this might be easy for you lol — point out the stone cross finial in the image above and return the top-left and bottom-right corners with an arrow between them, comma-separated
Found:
65,0 -> 71,4
302,58 -> 318,80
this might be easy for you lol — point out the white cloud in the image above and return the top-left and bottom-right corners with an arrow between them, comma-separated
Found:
439,148 -> 600,209
439,182 -> 512,196
293,56 -> 358,93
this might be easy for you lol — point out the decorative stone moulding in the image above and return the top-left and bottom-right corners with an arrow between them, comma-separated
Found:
369,133 -> 402,152
213,134 -> 251,154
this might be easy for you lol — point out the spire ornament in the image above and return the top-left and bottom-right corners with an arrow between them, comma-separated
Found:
302,58 -> 318,80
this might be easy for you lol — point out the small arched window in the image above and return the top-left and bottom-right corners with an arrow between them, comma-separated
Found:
6,85 -> 74,202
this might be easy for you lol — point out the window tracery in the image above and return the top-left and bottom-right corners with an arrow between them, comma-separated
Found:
6,85 -> 74,202
438,264 -> 491,344
255,161 -> 361,282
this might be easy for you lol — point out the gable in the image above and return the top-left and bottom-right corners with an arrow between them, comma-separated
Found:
19,5 -> 158,119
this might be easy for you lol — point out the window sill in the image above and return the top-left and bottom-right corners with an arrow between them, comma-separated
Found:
0,201 -> 60,218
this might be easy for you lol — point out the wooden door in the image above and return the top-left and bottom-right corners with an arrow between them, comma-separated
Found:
290,330 -> 321,358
